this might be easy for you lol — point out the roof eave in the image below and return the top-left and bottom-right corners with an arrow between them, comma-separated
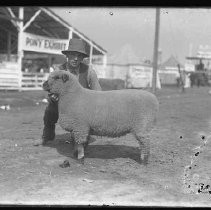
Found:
40,7 -> 107,55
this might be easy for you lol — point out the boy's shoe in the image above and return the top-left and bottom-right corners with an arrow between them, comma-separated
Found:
42,125 -> 55,145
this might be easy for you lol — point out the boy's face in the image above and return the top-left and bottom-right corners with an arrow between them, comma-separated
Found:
66,51 -> 85,68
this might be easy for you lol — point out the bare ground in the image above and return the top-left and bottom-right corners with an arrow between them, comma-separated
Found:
0,87 -> 211,206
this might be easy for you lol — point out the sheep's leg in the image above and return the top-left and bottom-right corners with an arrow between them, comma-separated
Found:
83,135 -> 95,149
83,136 -> 89,150
72,130 -> 88,164
70,132 -> 78,158
73,141 -> 78,158
134,133 -> 150,165
76,143 -> 85,164
71,132 -> 86,159
72,141 -> 85,164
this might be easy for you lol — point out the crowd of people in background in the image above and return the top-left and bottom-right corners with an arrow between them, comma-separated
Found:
22,57 -> 56,73
176,59 -> 210,92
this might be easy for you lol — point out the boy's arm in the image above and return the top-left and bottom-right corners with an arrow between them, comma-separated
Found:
88,66 -> 102,91
47,63 -> 66,103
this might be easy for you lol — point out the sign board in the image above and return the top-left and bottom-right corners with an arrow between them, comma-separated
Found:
130,65 -> 161,88
22,32 -> 69,55
184,63 -> 195,72
197,45 -> 211,59
131,66 -> 151,78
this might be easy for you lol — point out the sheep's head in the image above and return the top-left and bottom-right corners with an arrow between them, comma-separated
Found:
43,70 -> 71,95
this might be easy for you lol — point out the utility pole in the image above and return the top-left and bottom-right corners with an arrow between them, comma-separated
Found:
152,8 -> 160,94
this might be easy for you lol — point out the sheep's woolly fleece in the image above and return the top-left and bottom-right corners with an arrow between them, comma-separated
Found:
45,70 -> 159,162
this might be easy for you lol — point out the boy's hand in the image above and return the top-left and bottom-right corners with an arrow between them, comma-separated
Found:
48,93 -> 59,103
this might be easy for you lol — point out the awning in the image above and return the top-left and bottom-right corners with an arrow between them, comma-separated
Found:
0,6 -> 107,56
186,56 -> 211,60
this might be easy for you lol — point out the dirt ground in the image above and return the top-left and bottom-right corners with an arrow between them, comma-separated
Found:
0,86 -> 211,206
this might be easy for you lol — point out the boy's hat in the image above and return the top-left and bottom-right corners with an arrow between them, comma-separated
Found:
62,38 -> 89,57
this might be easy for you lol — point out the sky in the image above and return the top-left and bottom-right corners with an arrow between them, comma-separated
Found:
51,7 -> 211,64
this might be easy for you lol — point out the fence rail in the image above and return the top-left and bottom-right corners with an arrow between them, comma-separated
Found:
21,73 -> 49,90
0,71 -> 49,91
0,62 -> 21,89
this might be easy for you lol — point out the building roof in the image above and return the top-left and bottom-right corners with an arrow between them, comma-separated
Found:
107,44 -> 142,65
44,7 -> 107,55
0,6 -> 107,56
160,55 -> 184,69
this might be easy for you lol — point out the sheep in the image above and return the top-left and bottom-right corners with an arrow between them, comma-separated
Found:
43,70 -> 159,165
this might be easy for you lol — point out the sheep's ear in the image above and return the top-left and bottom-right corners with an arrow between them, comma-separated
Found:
62,73 -> 69,83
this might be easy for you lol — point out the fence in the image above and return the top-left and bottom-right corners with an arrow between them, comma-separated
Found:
0,61 -> 49,90
0,62 -> 21,90
21,72 -> 49,90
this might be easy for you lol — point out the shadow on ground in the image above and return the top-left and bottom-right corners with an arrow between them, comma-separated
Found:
44,133 -> 140,163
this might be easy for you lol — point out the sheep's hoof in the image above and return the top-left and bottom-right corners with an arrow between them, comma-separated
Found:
83,142 -> 88,149
140,154 -> 149,165
142,158 -> 149,166
77,157 -> 85,165
73,150 -> 78,158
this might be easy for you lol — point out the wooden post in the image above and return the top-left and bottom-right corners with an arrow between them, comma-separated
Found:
68,28 -> 73,40
103,54 -> 107,68
152,8 -> 160,94
89,44 -> 93,65
17,7 -> 24,89
48,55 -> 51,71
103,54 -> 107,77
7,31 -> 11,61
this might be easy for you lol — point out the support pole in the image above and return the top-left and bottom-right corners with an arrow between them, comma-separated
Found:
89,44 -> 93,65
7,31 -> 11,61
48,55 -> 51,71
103,54 -> 107,77
152,8 -> 160,94
64,28 -> 73,64
68,28 -> 73,40
17,7 -> 24,89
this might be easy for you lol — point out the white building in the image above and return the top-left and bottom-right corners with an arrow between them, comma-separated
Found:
158,55 -> 183,85
93,44 -> 161,89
